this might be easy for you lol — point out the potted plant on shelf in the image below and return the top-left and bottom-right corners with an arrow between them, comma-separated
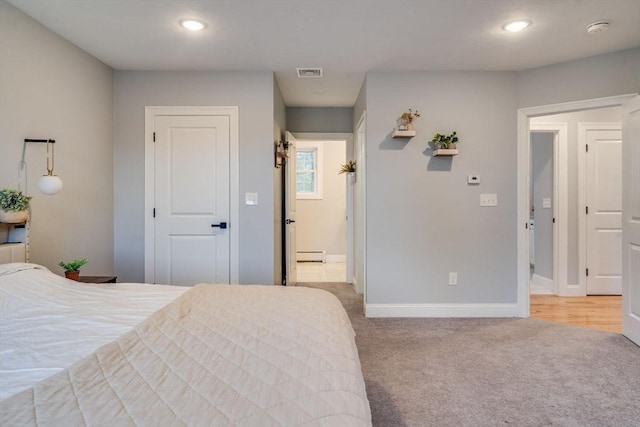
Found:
338,160 -> 356,174
59,258 -> 88,281
432,131 -> 459,149
0,188 -> 32,223
398,109 -> 420,131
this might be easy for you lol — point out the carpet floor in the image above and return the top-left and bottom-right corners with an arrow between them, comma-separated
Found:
298,282 -> 640,427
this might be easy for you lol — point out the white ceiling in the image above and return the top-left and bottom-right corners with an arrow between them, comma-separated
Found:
7,0 -> 640,107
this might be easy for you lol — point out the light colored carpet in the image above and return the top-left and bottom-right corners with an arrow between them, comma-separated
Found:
298,282 -> 640,427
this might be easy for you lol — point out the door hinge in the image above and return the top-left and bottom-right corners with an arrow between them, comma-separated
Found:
586,268 -> 589,277
153,132 -> 156,142
585,144 -> 588,152
525,222 -> 528,229
586,206 -> 589,214
553,217 -> 556,223
153,208 -> 156,218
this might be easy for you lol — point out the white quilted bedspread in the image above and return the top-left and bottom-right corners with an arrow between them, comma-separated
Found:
0,284 -> 371,426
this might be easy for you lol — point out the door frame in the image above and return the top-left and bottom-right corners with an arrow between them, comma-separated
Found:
144,106 -> 240,284
354,112 -> 367,299
517,94 -> 636,316
577,122 -> 622,295
529,123 -> 567,296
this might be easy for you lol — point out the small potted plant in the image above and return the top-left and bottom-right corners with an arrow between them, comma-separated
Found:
398,109 -> 420,131
0,188 -> 32,223
59,258 -> 88,281
432,131 -> 459,149
338,160 -> 356,174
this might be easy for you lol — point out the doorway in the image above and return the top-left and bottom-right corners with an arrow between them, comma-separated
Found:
518,97 -> 633,329
291,133 -> 350,283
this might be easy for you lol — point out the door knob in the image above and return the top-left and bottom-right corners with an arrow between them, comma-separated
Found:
211,222 -> 227,229
285,219 -> 296,224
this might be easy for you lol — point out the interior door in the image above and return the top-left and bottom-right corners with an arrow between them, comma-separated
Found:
622,95 -> 640,346
585,126 -> 622,295
154,115 -> 230,286
284,131 -> 297,285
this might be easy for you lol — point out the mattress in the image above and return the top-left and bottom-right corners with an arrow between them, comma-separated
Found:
0,263 -> 371,426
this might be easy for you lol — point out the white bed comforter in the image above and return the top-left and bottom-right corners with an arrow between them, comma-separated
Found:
0,264 -> 371,426
0,263 -> 188,401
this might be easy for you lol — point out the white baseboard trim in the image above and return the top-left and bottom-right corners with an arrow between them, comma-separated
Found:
558,284 -> 585,297
530,274 -> 555,294
365,303 -> 521,318
325,254 -> 346,263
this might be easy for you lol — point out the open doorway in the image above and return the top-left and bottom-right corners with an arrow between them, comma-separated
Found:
524,105 -> 625,333
292,133 -> 352,283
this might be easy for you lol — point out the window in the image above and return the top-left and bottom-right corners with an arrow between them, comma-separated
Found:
295,141 -> 323,199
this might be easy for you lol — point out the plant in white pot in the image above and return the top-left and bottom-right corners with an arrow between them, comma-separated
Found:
0,189 -> 32,223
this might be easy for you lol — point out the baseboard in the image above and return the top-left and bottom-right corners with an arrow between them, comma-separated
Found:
325,254 -> 346,263
530,273 -> 554,294
558,284 -> 585,297
364,303 -> 521,318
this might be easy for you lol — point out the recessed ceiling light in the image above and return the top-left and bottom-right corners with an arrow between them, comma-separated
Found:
502,20 -> 531,32
180,19 -> 207,31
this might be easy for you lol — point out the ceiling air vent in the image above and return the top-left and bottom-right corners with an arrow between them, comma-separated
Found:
296,67 -> 323,78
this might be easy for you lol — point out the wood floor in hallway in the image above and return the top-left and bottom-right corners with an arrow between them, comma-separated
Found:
530,295 -> 622,333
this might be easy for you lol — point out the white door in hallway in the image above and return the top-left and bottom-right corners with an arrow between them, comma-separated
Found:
284,131 -> 298,285
621,95 -> 640,346
585,125 -> 622,295
151,114 -> 230,286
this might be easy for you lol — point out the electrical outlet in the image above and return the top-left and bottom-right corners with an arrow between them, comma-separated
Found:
480,193 -> 498,207
449,272 -> 458,286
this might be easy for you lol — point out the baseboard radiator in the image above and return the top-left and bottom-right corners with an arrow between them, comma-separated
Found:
297,250 -> 326,263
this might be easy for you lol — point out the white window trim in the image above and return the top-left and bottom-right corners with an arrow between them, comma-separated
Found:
296,141 -> 324,199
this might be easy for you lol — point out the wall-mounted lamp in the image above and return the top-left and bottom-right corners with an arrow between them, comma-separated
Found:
21,139 -> 64,195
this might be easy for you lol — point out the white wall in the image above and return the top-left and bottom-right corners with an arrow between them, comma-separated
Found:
364,71 -> 519,305
113,71 -> 275,284
296,140 -> 347,258
0,0 -> 114,275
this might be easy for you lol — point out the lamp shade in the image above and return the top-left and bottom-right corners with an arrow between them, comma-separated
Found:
38,175 -> 63,195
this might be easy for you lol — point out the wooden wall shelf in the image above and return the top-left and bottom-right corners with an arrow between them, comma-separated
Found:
433,149 -> 459,156
392,129 -> 416,138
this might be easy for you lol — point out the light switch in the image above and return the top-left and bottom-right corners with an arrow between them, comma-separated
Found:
480,193 -> 498,207
543,198 -> 551,208
245,192 -> 258,206
467,175 -> 480,185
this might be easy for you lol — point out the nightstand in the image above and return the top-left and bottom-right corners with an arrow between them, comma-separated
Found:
77,275 -> 117,284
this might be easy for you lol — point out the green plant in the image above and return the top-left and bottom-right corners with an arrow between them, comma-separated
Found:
59,258 -> 88,272
0,189 -> 32,212
400,109 -> 420,124
432,131 -> 459,149
339,160 -> 356,174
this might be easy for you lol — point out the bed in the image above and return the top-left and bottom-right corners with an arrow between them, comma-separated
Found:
0,263 -> 371,426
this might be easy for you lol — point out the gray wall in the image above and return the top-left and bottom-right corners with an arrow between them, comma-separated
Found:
518,48 -> 640,108
530,106 -> 622,284
287,107 -> 354,133
531,132 -> 554,280
364,71 -> 519,304
273,77 -> 286,284
113,71 -> 275,284
0,1 -> 114,275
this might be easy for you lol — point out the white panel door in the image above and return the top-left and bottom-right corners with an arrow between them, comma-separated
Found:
154,115 -> 230,286
586,127 -> 622,295
622,95 -> 640,346
284,131 -> 297,285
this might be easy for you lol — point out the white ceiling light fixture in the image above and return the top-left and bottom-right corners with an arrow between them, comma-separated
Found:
586,21 -> 610,34
180,19 -> 207,31
502,20 -> 531,33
